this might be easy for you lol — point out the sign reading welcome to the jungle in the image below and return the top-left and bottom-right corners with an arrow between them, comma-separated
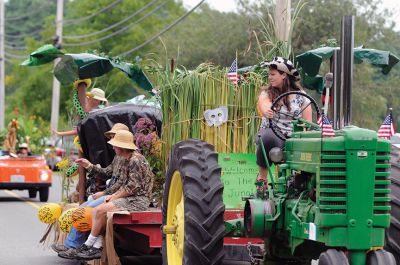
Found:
219,153 -> 259,209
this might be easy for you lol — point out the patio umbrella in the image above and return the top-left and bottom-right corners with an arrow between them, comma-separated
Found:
296,46 -> 399,92
21,45 -> 153,91
21,44 -> 64,66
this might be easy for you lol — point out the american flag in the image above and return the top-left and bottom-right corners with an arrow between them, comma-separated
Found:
317,113 -> 335,137
377,112 -> 396,139
227,58 -> 238,85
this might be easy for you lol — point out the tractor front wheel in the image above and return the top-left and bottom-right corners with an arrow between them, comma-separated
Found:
162,139 -> 225,265
367,249 -> 396,265
385,168 -> 400,263
318,249 -> 349,265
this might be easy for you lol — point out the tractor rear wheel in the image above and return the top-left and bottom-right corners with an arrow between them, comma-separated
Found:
318,249 -> 349,265
367,249 -> 396,265
162,139 -> 225,265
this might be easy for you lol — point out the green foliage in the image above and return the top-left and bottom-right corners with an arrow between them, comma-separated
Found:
159,4 -> 259,68
3,0 -> 400,136
4,112 -> 49,153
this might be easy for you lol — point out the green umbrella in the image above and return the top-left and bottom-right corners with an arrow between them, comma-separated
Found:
21,44 -> 65,66
296,46 -> 399,92
22,45 -> 153,91
296,46 -> 399,77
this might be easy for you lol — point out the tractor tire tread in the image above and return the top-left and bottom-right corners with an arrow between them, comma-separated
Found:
162,139 -> 224,265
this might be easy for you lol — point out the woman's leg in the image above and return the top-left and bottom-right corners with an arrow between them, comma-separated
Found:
64,196 -> 106,248
90,201 -> 121,237
258,166 -> 268,179
256,128 -> 284,182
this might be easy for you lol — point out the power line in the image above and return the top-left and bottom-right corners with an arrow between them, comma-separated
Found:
62,1 -> 168,47
119,0 -> 206,57
5,40 -> 28,47
5,8 -> 42,21
61,0 -> 123,26
5,44 -> 26,50
4,57 -> 13,63
5,51 -> 27,59
5,30 -> 42,40
63,0 -> 161,40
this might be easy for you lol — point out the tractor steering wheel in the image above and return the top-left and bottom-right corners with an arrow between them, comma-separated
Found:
268,91 -> 321,141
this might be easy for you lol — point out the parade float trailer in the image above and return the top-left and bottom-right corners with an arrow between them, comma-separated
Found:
109,17 -> 400,265
25,16 -> 400,265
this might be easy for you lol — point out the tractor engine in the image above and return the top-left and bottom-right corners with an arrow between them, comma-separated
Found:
243,125 -> 392,264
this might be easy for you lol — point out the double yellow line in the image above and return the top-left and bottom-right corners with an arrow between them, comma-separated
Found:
4,190 -> 40,209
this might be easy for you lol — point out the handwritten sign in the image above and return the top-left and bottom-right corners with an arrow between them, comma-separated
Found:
219,153 -> 259,209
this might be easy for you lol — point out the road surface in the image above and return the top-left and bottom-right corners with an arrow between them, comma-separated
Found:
0,173 -> 80,265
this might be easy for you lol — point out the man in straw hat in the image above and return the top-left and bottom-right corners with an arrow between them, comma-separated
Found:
85,87 -> 108,111
67,130 -> 154,260
55,123 -> 130,257
54,80 -> 108,204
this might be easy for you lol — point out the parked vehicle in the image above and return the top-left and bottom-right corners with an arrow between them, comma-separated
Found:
0,150 -> 52,201
44,138 -> 79,170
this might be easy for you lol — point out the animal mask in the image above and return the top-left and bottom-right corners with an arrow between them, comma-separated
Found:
203,106 -> 228,127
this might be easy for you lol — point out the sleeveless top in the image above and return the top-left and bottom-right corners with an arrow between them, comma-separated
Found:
260,91 -> 310,136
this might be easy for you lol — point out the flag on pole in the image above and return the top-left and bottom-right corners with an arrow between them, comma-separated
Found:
316,115 -> 323,127
318,113 -> 335,137
377,111 -> 396,139
227,58 -> 238,85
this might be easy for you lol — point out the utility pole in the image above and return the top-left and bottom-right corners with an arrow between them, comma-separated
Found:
0,0 -> 4,130
275,0 -> 291,42
50,0 -> 63,143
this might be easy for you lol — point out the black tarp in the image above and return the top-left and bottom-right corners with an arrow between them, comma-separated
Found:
77,103 -> 162,168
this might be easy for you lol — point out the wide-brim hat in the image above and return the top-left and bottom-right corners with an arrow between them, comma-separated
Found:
260,56 -> 300,81
73,79 -> 92,89
19,143 -> 28,148
86,88 -> 108,102
104,123 -> 129,138
107,130 -> 137,150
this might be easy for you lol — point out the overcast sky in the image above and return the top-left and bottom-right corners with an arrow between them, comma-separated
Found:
182,0 -> 400,30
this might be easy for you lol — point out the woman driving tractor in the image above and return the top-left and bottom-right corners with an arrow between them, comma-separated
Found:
256,56 -> 313,183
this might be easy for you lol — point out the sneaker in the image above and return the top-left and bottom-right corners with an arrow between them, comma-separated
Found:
51,243 -> 68,254
58,244 -> 89,260
76,246 -> 102,260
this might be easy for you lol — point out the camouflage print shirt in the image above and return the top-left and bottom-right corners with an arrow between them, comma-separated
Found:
88,155 -> 129,195
90,151 -> 154,212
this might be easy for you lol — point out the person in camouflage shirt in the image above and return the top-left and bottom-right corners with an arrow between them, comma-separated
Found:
72,130 -> 154,260
57,123 -> 130,257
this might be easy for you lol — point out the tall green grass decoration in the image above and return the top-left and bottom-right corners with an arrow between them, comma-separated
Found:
150,0 -> 307,183
156,63 -> 263,166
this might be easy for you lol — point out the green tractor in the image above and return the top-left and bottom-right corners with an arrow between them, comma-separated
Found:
162,95 -> 395,265
161,17 -> 397,265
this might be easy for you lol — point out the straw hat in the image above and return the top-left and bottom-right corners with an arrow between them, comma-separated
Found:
73,79 -> 92,89
107,130 -> 137,150
19,143 -> 28,149
104,123 -> 129,138
86,88 -> 108,102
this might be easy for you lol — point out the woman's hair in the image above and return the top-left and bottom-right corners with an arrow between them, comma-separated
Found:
262,70 -> 303,112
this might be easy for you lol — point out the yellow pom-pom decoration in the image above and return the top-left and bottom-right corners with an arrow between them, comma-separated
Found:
73,135 -> 83,153
56,159 -> 69,170
58,207 -> 78,233
73,79 -> 92,89
37,203 -> 62,224
72,207 -> 93,232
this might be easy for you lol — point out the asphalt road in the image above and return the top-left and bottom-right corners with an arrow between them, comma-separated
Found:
0,172 -> 81,265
